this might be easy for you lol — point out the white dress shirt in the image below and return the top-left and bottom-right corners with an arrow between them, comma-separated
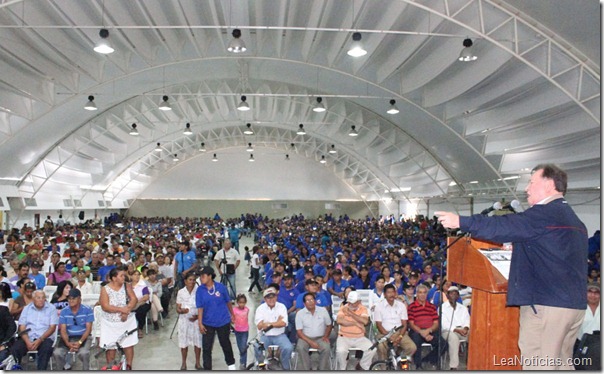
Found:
440,301 -> 470,331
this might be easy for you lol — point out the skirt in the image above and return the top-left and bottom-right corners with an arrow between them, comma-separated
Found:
99,313 -> 139,349
178,314 -> 202,348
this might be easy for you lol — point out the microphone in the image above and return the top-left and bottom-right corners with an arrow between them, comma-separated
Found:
480,201 -> 502,215
502,200 -> 521,213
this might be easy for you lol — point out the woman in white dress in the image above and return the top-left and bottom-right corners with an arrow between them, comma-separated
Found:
99,266 -> 138,370
176,272 -> 202,370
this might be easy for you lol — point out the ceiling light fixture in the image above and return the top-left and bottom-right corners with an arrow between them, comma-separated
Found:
313,97 -> 326,113
129,123 -> 139,136
320,155 -> 327,164
348,125 -> 359,137
227,29 -> 247,53
347,32 -> 367,57
458,38 -> 478,62
173,154 -> 179,162
386,99 -> 399,114
243,123 -> 254,135
290,143 -> 295,149
212,153 -> 218,162
247,143 -> 254,152
93,28 -> 114,54
296,124 -> 306,135
199,142 -> 206,152
249,154 -> 255,162
285,154 -> 290,161
154,142 -> 162,152
158,95 -> 172,111
237,95 -> 250,111
183,123 -> 193,135
329,144 -> 337,154
84,95 -> 97,111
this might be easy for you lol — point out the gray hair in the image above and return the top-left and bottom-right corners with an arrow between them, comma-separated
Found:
416,284 -> 429,293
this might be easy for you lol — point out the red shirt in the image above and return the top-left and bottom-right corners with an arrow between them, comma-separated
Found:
407,299 -> 438,329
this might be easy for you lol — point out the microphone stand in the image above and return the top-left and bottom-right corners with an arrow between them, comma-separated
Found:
435,231 -> 466,370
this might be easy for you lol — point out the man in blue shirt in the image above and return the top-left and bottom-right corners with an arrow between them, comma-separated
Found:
277,274 -> 300,343
13,290 -> 59,370
295,279 -> 329,311
52,288 -> 94,370
97,254 -> 116,282
228,225 -> 241,253
196,266 -> 236,370
326,269 -> 349,299
313,256 -> 328,278
436,164 -> 588,370
175,240 -> 197,289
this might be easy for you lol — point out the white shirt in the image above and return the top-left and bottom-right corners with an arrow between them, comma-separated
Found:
251,253 -> 260,269
159,265 -> 174,287
373,299 -> 408,331
254,301 -> 288,336
440,302 -> 471,331
577,303 -> 600,339
76,280 -> 94,295
369,289 -> 385,312
177,285 -> 199,319
214,248 -> 239,273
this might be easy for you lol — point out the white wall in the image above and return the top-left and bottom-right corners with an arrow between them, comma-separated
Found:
139,147 -> 360,200
127,200 -> 375,220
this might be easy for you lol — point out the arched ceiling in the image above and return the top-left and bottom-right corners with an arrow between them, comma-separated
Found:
0,0 -> 599,207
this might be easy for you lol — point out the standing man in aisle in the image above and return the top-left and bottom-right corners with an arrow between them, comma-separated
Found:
214,239 -> 240,300
436,164 -> 588,370
174,240 -> 197,290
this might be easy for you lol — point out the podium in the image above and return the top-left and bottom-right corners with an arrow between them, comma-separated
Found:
447,237 -> 520,370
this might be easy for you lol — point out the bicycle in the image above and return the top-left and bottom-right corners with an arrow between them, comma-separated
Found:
95,328 -> 138,370
245,326 -> 277,370
0,328 -> 31,371
369,325 -> 410,371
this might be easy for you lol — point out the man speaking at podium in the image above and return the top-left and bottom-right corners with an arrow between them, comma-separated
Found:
436,164 -> 587,370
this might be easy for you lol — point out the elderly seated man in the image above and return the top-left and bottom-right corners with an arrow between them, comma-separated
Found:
440,286 -> 470,370
335,290 -> 377,370
12,289 -> 59,370
254,287 -> 294,370
295,292 -> 333,370
53,288 -> 95,370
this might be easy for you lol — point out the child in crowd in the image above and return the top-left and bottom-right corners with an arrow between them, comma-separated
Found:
233,294 -> 250,370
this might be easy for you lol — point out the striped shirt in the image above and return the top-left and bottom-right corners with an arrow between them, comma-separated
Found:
407,300 -> 438,329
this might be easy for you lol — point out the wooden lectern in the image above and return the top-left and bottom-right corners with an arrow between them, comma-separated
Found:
447,237 -> 521,370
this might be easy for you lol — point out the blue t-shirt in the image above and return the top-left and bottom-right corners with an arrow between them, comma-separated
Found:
196,281 -> 231,327
176,250 -> 197,275
59,304 -> 95,337
326,279 -> 349,294
98,265 -> 116,282
318,289 -> 332,306
30,273 -> 46,290
228,228 -> 241,243
277,287 -> 299,310
296,291 -> 329,309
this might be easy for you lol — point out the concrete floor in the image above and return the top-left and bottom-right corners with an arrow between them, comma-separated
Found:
86,236 -> 467,371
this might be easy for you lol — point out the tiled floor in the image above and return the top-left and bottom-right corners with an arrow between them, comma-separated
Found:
87,236 -> 467,371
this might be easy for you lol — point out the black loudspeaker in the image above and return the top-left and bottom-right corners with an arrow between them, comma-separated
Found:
78,211 -> 85,220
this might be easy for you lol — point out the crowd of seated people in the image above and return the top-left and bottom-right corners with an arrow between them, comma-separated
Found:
0,212 -> 599,370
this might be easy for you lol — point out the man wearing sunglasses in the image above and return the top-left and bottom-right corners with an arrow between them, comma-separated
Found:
52,288 -> 95,370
